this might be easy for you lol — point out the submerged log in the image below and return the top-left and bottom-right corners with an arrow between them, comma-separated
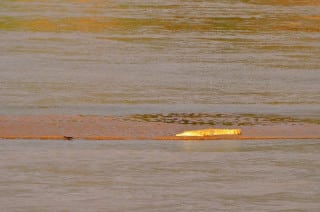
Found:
176,128 -> 241,136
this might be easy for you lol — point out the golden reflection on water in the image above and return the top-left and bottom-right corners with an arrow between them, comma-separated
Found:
0,0 -> 319,33
1,16 -> 319,33
0,0 -> 320,33
36,17 -> 115,32
0,17 -> 118,32
244,0 -> 320,6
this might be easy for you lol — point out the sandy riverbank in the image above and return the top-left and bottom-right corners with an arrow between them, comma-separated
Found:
0,115 -> 319,140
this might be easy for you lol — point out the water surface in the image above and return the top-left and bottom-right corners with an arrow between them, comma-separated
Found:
0,0 -> 319,117
0,139 -> 319,211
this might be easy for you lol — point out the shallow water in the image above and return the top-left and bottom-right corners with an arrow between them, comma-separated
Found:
1,0 -> 320,117
0,139 -> 319,211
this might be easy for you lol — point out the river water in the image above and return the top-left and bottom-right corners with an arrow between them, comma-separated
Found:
1,2 -> 320,211
0,139 -> 319,211
0,0 -> 320,117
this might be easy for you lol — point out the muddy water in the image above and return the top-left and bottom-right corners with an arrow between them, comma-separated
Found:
1,2 -> 320,211
0,139 -> 319,211
0,0 -> 319,118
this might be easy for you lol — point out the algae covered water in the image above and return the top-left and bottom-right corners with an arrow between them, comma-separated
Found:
0,0 -> 320,118
0,139 -> 319,211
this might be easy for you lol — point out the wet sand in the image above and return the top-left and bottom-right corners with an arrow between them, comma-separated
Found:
0,115 -> 319,140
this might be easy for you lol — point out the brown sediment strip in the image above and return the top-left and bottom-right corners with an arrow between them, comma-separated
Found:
1,135 -> 66,140
0,115 -> 319,141
1,135 -> 320,141
82,136 -> 127,140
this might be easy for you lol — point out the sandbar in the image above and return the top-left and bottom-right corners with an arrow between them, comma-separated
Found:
0,114 -> 319,140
